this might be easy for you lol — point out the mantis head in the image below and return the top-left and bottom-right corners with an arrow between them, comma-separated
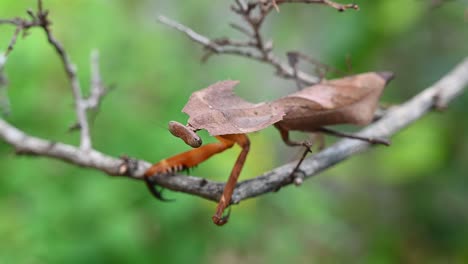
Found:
168,121 -> 202,148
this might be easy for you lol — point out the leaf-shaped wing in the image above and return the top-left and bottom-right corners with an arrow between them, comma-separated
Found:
273,72 -> 392,131
183,80 -> 285,136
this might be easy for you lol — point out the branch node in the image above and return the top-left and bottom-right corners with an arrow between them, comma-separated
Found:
293,170 -> 305,186
118,155 -> 143,177
432,92 -> 448,111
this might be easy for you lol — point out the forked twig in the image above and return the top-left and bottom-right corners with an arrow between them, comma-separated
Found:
158,0 -> 358,85
0,0 -> 109,150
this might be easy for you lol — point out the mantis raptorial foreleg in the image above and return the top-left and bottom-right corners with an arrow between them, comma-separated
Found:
144,133 -> 250,226
144,136 -> 235,176
144,136 -> 236,201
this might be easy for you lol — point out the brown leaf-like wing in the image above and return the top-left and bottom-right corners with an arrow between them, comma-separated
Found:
273,72 -> 392,131
183,80 -> 285,136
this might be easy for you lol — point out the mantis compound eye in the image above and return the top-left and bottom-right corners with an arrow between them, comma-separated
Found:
168,121 -> 202,148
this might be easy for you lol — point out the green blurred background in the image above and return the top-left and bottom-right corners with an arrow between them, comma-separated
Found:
1,0 -> 468,263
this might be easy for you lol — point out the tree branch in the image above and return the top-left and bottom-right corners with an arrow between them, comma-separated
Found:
1,1 -> 467,209
1,57 -> 467,204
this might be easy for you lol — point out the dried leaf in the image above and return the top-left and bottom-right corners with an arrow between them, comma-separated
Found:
182,73 -> 393,136
183,80 -> 285,135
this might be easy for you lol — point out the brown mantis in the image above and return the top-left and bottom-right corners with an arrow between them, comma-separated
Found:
144,72 -> 394,225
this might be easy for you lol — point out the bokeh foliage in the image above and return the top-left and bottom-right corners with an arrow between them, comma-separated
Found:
1,1 -> 468,263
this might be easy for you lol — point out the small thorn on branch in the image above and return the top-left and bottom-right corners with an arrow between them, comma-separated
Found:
119,155 -> 140,176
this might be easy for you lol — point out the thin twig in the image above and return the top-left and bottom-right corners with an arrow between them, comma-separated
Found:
1,17 -> 41,57
5,26 -> 22,57
159,0 -> 356,85
34,2 -> 92,150
158,15 -> 320,84
158,15 -> 215,50
0,1 -> 110,150
274,0 -> 359,12
0,54 -> 9,115
83,50 -> 107,110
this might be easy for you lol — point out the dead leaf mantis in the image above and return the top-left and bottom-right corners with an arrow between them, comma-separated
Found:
144,72 -> 394,225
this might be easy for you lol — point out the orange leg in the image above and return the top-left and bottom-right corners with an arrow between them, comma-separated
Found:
144,134 -> 250,226
212,134 -> 250,226
144,136 -> 236,177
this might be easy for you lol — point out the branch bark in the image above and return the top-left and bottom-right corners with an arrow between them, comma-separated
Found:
1,0 -> 467,208
1,57 -> 467,204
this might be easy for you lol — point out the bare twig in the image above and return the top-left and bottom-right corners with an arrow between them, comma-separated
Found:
264,0 -> 359,12
0,17 -> 41,57
0,1 -> 110,150
158,0 -> 357,85
83,50 -> 107,110
5,26 -> 22,57
0,6 -> 44,116
0,53 -> 9,115
34,1 -> 93,150
158,15 -> 320,84
1,57 -> 467,204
